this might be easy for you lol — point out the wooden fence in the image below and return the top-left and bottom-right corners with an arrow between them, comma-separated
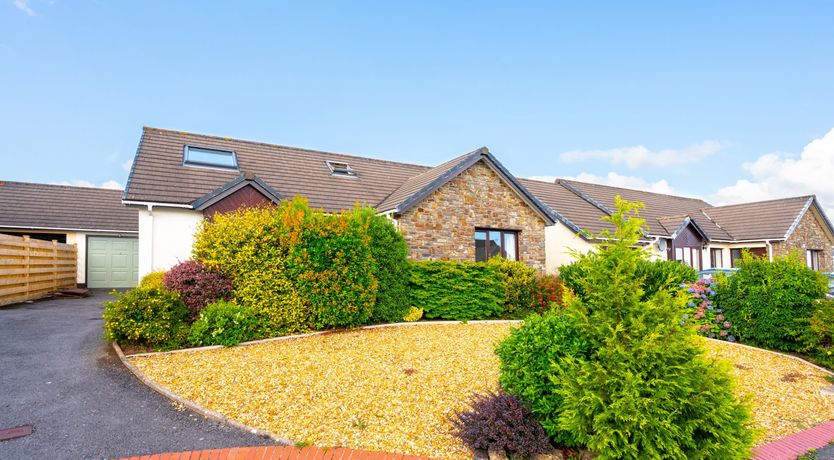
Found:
0,233 -> 77,307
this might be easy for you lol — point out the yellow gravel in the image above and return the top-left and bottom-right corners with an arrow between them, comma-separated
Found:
129,324 -> 834,459
700,338 -> 834,443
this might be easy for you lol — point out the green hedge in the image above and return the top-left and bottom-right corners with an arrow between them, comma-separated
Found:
720,252 -> 828,351
487,256 -> 537,315
188,300 -> 263,347
408,260 -> 505,320
364,210 -> 411,323
102,287 -> 189,350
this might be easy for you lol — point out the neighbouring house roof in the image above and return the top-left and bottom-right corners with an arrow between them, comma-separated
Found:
518,178 -> 611,236
125,127 -> 556,224
700,195 -> 832,241
0,181 -> 138,233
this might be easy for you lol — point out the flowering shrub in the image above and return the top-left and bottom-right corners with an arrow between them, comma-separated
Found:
530,274 -> 564,313
139,271 -> 166,290
163,260 -> 233,320
681,278 -> 735,341
451,391 -> 552,456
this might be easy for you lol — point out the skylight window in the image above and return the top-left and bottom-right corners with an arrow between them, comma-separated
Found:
183,146 -> 239,170
326,160 -> 357,177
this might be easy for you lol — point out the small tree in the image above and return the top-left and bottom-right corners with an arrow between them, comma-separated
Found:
498,196 -> 756,459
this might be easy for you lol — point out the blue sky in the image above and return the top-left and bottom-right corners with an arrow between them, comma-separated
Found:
2,1 -> 834,213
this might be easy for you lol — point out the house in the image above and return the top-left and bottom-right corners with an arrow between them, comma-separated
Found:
0,181 -> 139,288
123,127 -> 834,277
522,179 -> 834,273
123,127 -> 558,276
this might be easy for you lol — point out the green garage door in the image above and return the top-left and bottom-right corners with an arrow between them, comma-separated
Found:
87,237 -> 139,288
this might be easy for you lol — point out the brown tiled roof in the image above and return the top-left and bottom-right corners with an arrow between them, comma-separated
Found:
701,196 -> 815,241
0,181 -> 138,233
125,127 -> 430,212
376,149 -> 483,212
559,179 -> 712,237
518,179 -> 612,235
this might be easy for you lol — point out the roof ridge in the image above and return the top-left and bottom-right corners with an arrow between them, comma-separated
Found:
707,194 -> 815,210
143,126 -> 434,170
561,178 -> 711,204
556,179 -> 614,215
0,180 -> 124,192
697,208 -> 735,240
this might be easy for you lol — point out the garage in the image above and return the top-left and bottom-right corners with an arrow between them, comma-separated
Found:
86,236 -> 139,288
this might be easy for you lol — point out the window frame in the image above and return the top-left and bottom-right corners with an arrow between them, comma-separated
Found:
475,228 -> 519,262
182,145 -> 239,171
325,160 -> 358,178
673,245 -> 701,270
807,249 -> 821,271
710,248 -> 723,269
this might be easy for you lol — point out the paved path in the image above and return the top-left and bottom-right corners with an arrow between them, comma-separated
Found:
118,446 -> 435,460
752,420 -> 834,460
0,291 -> 274,460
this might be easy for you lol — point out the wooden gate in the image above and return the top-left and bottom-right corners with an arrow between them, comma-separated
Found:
0,233 -> 77,307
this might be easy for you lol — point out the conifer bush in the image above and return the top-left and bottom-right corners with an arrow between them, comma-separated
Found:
497,197 -> 756,459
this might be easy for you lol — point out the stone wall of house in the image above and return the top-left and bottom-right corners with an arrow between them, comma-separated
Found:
772,207 -> 834,271
396,161 -> 547,271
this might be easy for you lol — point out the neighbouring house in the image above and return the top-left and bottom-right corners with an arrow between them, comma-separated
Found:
0,181 -> 139,288
123,127 -> 834,277
521,179 -> 834,273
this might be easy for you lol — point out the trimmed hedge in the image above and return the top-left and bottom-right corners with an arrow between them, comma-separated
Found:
363,209 -> 411,323
720,252 -> 828,351
408,260 -> 505,320
188,300 -> 262,347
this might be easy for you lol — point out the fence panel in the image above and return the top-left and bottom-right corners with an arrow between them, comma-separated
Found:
0,233 -> 77,307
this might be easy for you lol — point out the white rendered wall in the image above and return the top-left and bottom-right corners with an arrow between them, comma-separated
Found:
544,222 -> 595,274
138,207 -> 204,277
65,232 -> 86,284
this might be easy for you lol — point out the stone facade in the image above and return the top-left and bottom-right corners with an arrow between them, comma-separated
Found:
396,161 -> 547,271
772,206 -> 834,271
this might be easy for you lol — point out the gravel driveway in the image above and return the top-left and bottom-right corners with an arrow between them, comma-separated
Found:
0,290 -> 273,459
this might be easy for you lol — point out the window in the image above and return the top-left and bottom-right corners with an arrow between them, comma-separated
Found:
674,246 -> 701,270
475,229 -> 518,261
807,249 -> 822,271
183,146 -> 238,170
710,248 -> 723,268
730,247 -> 767,267
325,160 -> 357,177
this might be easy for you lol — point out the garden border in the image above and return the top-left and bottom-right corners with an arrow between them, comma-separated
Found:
111,341 -> 295,446
121,319 -> 524,358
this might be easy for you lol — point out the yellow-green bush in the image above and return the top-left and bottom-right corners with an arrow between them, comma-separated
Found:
102,287 -> 189,350
487,256 -> 537,315
403,306 -> 423,322
138,271 -> 166,290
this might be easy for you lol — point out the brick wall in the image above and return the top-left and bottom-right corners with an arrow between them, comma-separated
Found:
396,161 -> 547,271
772,207 -> 834,271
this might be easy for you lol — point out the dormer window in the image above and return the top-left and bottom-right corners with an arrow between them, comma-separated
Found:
183,145 -> 239,170
326,160 -> 357,177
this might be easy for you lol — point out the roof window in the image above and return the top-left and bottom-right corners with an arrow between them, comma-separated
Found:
326,160 -> 357,177
183,145 -> 239,170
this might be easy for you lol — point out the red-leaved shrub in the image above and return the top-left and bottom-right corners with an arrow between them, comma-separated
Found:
531,274 -> 564,313
162,260 -> 232,319
452,391 -> 552,456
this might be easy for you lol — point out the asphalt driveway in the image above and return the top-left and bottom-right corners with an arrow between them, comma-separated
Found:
0,290 -> 274,459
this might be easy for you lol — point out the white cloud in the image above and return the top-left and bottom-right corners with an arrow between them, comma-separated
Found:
122,158 -> 133,172
13,0 -> 36,16
528,171 -> 675,195
52,179 -> 123,190
559,141 -> 723,169
712,127 -> 834,218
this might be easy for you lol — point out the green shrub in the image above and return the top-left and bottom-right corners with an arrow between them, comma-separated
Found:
408,260 -> 505,320
138,271 -> 166,290
356,208 -> 410,323
102,287 -> 189,350
720,252 -> 828,351
561,257 -> 696,302
804,298 -> 834,369
495,310 -> 591,446
502,197 -> 756,458
635,259 -> 698,300
193,198 -> 379,332
487,256 -> 537,315
188,300 -> 262,347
